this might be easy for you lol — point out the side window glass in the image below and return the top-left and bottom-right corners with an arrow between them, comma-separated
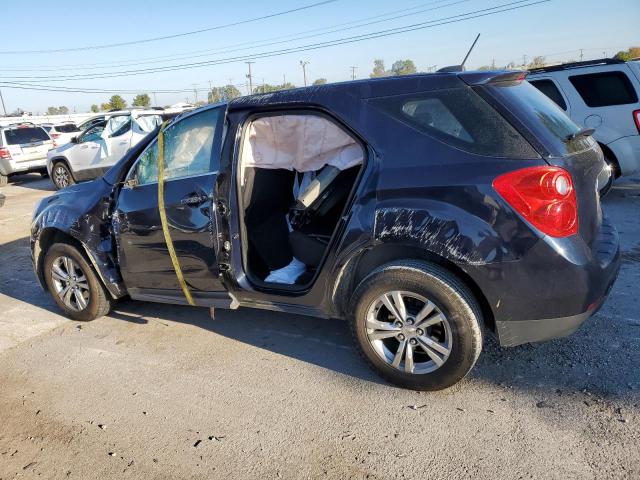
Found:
134,115 -> 162,133
106,116 -> 131,137
402,98 -> 473,142
81,125 -> 104,143
569,71 -> 638,107
529,79 -> 567,110
130,107 -> 222,186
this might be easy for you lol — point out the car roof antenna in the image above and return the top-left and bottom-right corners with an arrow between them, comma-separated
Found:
437,33 -> 481,73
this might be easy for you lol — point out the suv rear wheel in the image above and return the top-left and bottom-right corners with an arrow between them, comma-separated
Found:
350,260 -> 482,391
44,243 -> 111,321
52,161 -> 75,190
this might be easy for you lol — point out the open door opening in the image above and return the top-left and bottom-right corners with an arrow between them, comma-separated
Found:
237,112 -> 365,289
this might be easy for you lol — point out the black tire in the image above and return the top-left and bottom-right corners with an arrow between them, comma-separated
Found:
43,243 -> 111,321
349,260 -> 483,391
51,161 -> 75,190
599,155 -> 616,198
0,173 -> 7,186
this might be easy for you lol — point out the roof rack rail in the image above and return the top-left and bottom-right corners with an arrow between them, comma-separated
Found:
528,57 -> 625,74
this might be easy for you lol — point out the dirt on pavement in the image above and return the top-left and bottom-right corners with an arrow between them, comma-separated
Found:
0,173 -> 639,479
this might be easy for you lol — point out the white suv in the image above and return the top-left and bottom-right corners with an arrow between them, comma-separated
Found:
47,110 -> 162,189
0,122 -> 53,186
528,59 -> 640,185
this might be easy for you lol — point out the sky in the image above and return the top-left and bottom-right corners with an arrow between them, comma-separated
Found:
0,0 -> 637,113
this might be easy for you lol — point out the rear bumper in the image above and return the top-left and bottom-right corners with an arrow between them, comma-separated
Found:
495,279 -> 613,347
464,216 -> 621,347
0,156 -> 48,176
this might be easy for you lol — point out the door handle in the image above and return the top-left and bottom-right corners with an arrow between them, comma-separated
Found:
90,146 -> 99,149
118,141 -> 128,145
80,145 -> 88,149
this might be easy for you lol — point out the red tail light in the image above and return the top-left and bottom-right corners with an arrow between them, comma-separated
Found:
634,109 -> 640,134
0,147 -> 11,159
493,166 -> 578,237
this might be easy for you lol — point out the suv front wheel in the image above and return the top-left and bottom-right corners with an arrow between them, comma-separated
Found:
350,260 -> 483,391
52,161 -> 75,190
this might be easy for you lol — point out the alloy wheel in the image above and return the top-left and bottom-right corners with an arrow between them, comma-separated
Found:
50,256 -> 90,311
54,165 -> 70,188
365,291 -> 452,374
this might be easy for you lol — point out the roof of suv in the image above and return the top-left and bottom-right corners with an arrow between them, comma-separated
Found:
527,58 -> 626,74
226,71 -> 522,110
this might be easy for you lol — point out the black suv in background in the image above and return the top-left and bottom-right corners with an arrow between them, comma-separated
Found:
31,71 -> 620,390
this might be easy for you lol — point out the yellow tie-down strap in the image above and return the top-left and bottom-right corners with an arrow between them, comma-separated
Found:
157,124 -> 195,306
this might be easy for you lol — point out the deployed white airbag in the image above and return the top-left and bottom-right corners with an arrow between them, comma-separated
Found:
241,115 -> 363,173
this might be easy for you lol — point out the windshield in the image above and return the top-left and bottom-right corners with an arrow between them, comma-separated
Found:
4,127 -> 50,145
485,80 -> 586,157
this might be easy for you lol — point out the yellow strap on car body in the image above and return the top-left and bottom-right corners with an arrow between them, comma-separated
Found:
157,124 -> 195,306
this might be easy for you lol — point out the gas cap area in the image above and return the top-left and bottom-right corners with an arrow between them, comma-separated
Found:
584,114 -> 603,129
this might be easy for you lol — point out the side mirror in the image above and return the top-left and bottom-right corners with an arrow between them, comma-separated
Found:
70,136 -> 78,144
123,175 -> 139,189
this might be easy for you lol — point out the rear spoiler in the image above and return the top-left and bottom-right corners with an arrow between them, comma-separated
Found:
460,71 -> 528,86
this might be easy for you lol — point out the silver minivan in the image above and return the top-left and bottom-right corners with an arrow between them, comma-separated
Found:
0,122 -> 53,186
528,58 -> 640,184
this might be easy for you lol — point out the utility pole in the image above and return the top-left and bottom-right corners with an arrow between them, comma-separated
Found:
522,54 -> 528,69
579,49 -> 584,62
152,92 -> 158,107
300,60 -> 310,87
491,58 -> 496,69
283,74 -> 286,85
245,61 -> 255,94
192,84 -> 198,103
0,89 -> 6,116
350,66 -> 358,80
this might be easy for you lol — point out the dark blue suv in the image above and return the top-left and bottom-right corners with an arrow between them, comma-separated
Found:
31,71 -> 620,390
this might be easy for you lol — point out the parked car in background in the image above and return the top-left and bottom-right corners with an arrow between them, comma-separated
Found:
48,122 -> 81,147
47,110 -> 162,189
0,122 -> 53,185
528,58 -> 640,191
32,72 -> 619,390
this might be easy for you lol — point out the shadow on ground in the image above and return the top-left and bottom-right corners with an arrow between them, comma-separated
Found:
6,174 -> 55,192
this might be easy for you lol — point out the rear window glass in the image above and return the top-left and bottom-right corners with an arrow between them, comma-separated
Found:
368,87 -> 538,159
487,80 -> 586,157
4,127 -> 50,145
54,124 -> 80,133
529,79 -> 567,110
569,71 -> 638,107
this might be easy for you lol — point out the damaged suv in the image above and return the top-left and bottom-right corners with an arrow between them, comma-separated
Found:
31,71 -> 620,390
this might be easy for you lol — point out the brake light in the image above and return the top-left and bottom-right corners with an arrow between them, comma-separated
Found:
493,166 -> 578,237
50,133 -> 61,139
634,109 -> 640,134
0,147 -> 11,159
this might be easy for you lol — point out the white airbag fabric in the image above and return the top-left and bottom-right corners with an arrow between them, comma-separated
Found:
242,115 -> 363,172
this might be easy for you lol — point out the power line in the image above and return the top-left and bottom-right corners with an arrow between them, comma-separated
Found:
0,0 -> 471,72
0,0 -> 549,84
0,0 -> 339,55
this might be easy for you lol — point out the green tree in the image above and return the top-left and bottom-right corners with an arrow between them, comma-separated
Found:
370,59 -> 388,78
132,93 -> 151,107
90,104 -> 99,113
253,82 -> 296,94
391,59 -> 417,76
104,95 -> 127,111
208,84 -> 242,103
58,106 -> 69,114
47,106 -> 59,115
312,78 -> 327,85
100,103 -> 111,112
614,46 -> 640,61
527,56 -> 546,69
